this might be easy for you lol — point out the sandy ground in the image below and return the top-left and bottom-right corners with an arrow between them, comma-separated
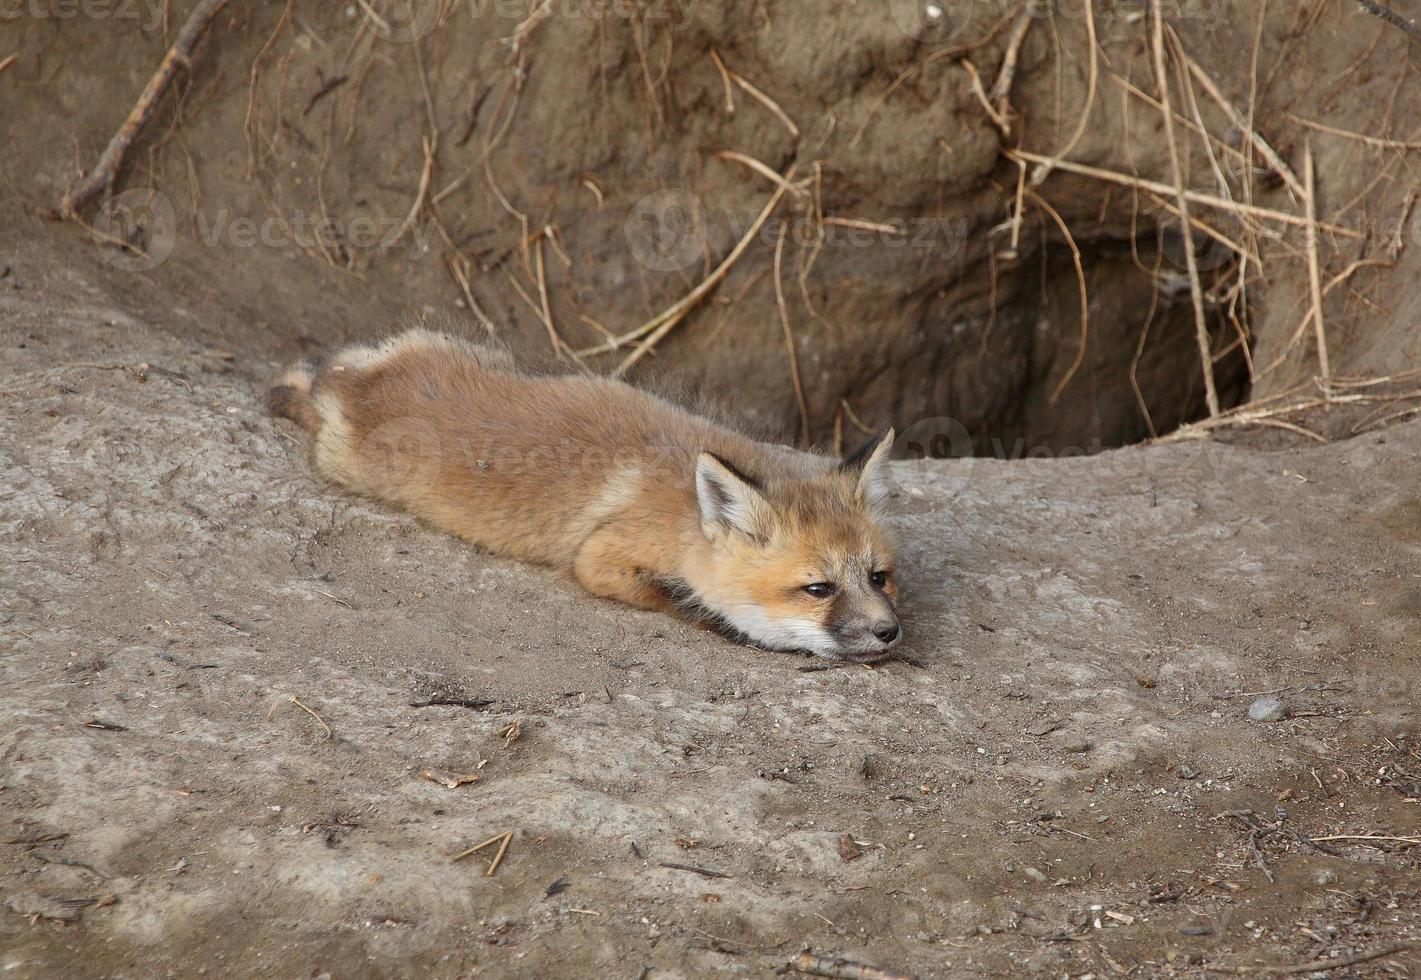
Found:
2,271 -> 1420,979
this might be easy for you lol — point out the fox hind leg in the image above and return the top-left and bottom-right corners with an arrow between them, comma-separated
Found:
265,353 -> 363,487
265,356 -> 326,436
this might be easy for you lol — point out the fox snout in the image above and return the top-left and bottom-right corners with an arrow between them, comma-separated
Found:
833,605 -> 902,661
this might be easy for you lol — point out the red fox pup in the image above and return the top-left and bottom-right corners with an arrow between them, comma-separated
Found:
268,329 -> 901,661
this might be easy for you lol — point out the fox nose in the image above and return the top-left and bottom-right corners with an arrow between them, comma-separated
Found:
873,622 -> 900,644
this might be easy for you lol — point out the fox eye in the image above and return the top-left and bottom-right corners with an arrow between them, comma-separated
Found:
870,570 -> 889,588
802,582 -> 836,599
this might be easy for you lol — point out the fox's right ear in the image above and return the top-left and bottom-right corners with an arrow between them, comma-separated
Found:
695,452 -> 770,542
841,427 -> 895,513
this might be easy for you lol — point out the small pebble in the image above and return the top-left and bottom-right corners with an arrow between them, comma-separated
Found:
1175,762 -> 1200,780
1061,736 -> 1091,753
1248,696 -> 1288,722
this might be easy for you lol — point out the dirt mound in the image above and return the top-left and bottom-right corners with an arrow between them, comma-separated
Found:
3,283 -> 1420,977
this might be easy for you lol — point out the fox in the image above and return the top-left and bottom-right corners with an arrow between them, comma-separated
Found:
266,328 -> 902,661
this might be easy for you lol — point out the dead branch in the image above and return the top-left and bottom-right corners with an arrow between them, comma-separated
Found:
1168,32 -> 1303,199
603,170 -> 793,374
1004,150 -> 1358,238
451,829 -> 514,876
1288,114 -> 1421,150
62,0 -> 230,218
964,60 -> 1011,137
1023,189 -> 1089,404
1209,942 -> 1419,976
1149,0 -> 1220,417
1357,1 -> 1421,44
1030,0 -> 1099,183
773,222 -> 810,446
1302,142 -> 1331,390
988,4 -> 1035,126
289,695 -> 331,741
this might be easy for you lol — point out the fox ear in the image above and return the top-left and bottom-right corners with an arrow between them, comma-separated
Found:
695,452 -> 769,541
840,427 -> 895,512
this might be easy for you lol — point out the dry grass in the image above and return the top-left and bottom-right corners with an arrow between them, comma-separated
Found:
1148,0 -> 1220,417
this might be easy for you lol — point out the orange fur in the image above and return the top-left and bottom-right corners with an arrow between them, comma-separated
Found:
268,328 -> 901,659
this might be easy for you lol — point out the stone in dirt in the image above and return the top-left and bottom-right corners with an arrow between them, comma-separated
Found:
1248,697 -> 1289,722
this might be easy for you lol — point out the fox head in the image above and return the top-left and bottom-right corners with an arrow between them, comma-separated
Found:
691,429 -> 901,661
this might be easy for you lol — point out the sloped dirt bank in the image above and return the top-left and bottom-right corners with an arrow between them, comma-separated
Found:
2,278 -> 1419,978
7,0 -> 1420,454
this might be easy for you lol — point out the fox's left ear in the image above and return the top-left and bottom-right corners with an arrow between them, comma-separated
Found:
840,427 -> 894,513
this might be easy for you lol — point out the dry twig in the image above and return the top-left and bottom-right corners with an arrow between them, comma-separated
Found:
1004,150 -> 1357,237
1022,188 -> 1089,404
1288,114 -> 1421,150
729,72 -> 798,138
1302,141 -> 1330,391
988,5 -> 1035,127
787,950 -> 917,980
1030,0 -> 1098,183
1311,833 -> 1421,845
851,6 -> 1021,147
715,151 -> 807,198
385,134 -> 435,248
963,60 -> 1010,136
63,0 -> 230,217
289,695 -> 331,741
1209,942 -> 1419,976
708,49 -> 736,113
1357,1 -> 1421,43
658,861 -> 729,879
1149,0 -> 1219,417
1171,35 -> 1303,198
451,830 -> 514,876
606,172 -> 793,374
773,222 -> 811,447
419,769 -> 480,789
